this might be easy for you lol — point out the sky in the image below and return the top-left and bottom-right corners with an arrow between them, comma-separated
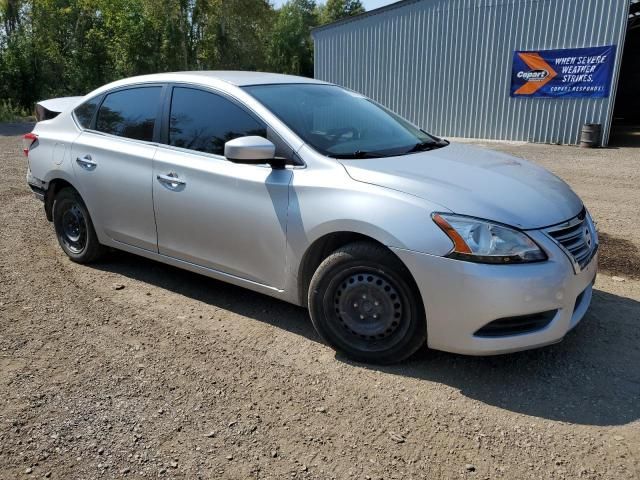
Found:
272,0 -> 397,10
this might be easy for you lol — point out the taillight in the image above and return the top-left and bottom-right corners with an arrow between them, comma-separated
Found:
23,132 -> 38,157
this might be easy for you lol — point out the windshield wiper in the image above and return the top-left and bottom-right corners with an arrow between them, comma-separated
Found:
331,140 -> 449,159
403,140 -> 449,154
330,150 -> 386,159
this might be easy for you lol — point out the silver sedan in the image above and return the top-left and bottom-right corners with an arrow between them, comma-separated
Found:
24,71 -> 598,363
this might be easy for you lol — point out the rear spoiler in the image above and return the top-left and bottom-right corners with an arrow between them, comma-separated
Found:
35,96 -> 83,121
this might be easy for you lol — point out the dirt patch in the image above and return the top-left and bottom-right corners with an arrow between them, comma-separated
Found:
1,131 -> 639,479
599,232 -> 640,280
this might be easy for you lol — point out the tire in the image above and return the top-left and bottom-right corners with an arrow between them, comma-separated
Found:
308,241 -> 427,364
52,187 -> 104,263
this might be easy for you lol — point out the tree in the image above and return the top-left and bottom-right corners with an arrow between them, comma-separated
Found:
318,0 -> 364,25
195,0 -> 274,71
1,0 -> 24,37
0,0 -> 357,111
268,0 -> 317,77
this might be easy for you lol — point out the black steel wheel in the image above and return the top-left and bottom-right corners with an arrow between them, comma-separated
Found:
308,241 -> 426,364
59,203 -> 87,254
52,187 -> 104,263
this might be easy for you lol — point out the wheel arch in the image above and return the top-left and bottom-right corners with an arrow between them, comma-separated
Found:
44,178 -> 79,221
297,231 -> 418,307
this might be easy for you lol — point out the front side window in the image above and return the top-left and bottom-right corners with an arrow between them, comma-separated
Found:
169,87 -> 266,155
244,84 -> 446,158
74,97 -> 100,129
95,86 -> 162,141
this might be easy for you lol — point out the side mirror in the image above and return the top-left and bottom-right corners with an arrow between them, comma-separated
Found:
224,136 -> 277,166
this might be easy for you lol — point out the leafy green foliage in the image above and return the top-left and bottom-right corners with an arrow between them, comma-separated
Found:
0,98 -> 31,122
318,0 -> 364,24
0,0 -> 365,111
268,0 -> 317,77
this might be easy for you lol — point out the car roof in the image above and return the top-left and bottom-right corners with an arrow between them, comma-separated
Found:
180,71 -> 329,86
103,71 -> 330,89
84,71 -> 332,100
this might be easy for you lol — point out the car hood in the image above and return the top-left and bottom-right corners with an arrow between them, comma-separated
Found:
339,142 -> 582,230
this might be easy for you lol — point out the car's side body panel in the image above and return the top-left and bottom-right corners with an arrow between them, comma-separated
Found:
280,145 -> 458,303
100,236 -> 289,298
27,115 -> 81,185
153,145 -> 293,289
71,131 -> 158,252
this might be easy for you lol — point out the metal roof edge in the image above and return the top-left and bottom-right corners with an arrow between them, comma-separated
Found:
311,0 -> 422,36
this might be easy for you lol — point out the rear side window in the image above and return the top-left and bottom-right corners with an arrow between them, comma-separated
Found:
74,98 -> 99,128
169,87 -> 266,155
96,87 -> 162,141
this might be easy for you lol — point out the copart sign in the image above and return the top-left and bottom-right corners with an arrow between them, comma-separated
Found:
510,45 -> 616,98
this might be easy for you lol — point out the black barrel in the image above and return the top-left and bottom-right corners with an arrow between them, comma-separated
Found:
579,123 -> 601,148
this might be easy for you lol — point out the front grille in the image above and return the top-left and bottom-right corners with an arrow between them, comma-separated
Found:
545,210 -> 598,272
474,310 -> 557,337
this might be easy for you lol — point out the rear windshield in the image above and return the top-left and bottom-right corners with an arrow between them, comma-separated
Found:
243,84 -> 446,159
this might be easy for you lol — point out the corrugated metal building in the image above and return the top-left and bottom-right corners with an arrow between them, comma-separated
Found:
312,0 -> 638,146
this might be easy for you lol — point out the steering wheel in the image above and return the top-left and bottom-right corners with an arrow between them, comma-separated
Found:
326,127 -> 359,142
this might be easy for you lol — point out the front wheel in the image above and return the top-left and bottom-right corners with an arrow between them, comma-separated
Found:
308,242 -> 427,364
52,187 -> 104,263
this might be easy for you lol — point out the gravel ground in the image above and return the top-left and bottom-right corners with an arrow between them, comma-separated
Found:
1,124 -> 639,479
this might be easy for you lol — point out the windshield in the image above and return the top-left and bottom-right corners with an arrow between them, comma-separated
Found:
243,84 -> 447,158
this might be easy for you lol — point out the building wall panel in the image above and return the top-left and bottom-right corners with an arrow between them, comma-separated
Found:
312,0 -> 630,145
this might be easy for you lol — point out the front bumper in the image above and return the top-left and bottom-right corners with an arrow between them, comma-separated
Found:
392,231 -> 597,355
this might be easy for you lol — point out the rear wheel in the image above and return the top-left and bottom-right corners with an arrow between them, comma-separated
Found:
308,241 -> 426,364
52,187 -> 104,263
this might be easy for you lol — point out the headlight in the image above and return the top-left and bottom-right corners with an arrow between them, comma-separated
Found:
432,213 -> 547,264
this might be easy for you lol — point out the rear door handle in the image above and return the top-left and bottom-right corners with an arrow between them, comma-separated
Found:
76,154 -> 97,170
157,173 -> 186,188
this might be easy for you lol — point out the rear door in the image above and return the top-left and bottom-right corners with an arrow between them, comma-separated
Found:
152,86 -> 292,288
71,85 -> 164,252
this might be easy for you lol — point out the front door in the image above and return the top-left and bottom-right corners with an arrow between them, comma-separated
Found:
152,86 -> 292,288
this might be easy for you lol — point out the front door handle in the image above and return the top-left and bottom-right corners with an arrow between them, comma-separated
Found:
157,173 -> 186,189
76,154 -> 97,170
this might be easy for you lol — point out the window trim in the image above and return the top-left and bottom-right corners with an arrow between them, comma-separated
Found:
72,94 -> 104,131
159,82 -> 303,166
72,81 -> 305,167
74,82 -> 167,144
